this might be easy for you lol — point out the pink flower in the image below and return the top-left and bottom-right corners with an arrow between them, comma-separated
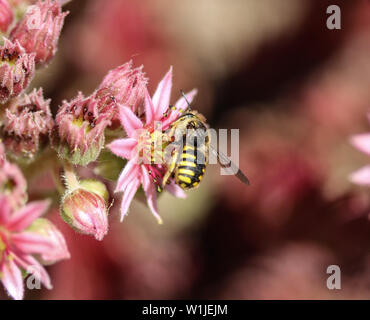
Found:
2,88 -> 54,161
98,61 -> 147,108
0,0 -> 13,33
0,38 -> 35,103
0,196 -> 69,300
350,132 -> 370,185
107,67 -> 197,223
54,92 -> 111,166
10,0 -> 69,65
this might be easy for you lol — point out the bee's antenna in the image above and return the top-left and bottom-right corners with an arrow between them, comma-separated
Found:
180,90 -> 192,110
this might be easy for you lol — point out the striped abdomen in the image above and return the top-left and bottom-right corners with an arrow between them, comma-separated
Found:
175,145 -> 207,190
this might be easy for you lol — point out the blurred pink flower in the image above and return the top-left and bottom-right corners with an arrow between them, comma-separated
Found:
107,67 -> 197,223
10,0 -> 69,65
0,196 -> 68,300
28,217 -> 70,264
350,129 -> 370,185
0,0 -> 13,33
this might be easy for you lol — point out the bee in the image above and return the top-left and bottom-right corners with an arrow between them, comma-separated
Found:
161,91 -> 250,190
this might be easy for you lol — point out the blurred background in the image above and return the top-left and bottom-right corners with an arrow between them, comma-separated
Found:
2,0 -> 370,299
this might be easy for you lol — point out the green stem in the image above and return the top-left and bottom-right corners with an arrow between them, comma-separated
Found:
63,162 -> 80,191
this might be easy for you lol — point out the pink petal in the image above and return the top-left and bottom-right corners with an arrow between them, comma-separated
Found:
118,104 -> 143,137
144,88 -> 155,125
141,166 -> 162,224
349,166 -> 370,185
152,67 -> 173,120
162,89 -> 197,128
166,182 -> 187,199
1,258 -> 24,300
107,138 -> 137,160
350,133 -> 370,156
0,196 -> 11,224
6,200 -> 50,232
13,253 -> 52,290
120,179 -> 140,221
11,232 -> 54,255
115,158 -> 140,192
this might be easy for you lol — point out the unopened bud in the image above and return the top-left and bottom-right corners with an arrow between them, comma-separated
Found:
60,179 -> 109,241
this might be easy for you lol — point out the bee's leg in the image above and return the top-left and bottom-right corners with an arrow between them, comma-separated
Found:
162,148 -> 179,188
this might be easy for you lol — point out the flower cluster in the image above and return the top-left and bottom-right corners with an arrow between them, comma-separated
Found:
0,0 -> 202,300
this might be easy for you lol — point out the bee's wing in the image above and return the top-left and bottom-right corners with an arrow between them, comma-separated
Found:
210,145 -> 250,185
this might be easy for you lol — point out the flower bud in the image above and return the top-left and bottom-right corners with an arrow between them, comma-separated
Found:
0,38 -> 35,103
60,179 -> 109,241
0,0 -> 14,33
27,217 -> 70,264
97,61 -> 148,128
54,92 -> 111,166
1,88 -> 54,161
0,160 -> 27,208
10,0 -> 69,65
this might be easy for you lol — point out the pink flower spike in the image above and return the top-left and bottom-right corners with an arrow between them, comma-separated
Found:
350,133 -> 370,156
349,165 -> 370,186
152,66 -> 173,119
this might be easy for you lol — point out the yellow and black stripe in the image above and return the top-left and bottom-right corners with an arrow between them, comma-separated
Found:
176,144 -> 206,189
